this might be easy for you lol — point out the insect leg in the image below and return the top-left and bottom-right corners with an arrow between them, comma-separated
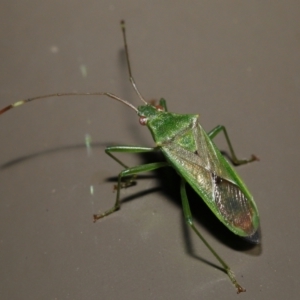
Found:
159,98 -> 168,111
105,145 -> 159,188
105,146 -> 158,168
208,125 -> 258,165
94,159 -> 170,222
180,178 -> 246,293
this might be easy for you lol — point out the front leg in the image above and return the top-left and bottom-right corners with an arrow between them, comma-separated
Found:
105,145 -> 159,189
93,160 -> 170,222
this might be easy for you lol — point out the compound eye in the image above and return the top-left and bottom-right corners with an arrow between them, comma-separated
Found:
139,116 -> 147,125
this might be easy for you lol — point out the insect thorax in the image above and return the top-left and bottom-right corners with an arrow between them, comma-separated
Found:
145,110 -> 199,148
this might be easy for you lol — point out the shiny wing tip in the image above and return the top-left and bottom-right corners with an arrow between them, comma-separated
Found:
243,229 -> 261,244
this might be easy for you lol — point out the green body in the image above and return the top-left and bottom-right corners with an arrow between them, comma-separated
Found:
139,102 -> 259,238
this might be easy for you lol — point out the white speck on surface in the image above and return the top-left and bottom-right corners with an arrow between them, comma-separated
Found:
90,185 -> 94,195
50,45 -> 59,53
80,64 -> 87,77
85,134 -> 92,156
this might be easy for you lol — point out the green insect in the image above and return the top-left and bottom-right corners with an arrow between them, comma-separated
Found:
0,20 -> 259,293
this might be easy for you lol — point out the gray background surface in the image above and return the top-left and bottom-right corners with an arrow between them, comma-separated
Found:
0,1 -> 299,299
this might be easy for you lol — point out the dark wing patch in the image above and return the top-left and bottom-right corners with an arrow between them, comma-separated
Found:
162,123 -> 258,236
212,173 -> 256,235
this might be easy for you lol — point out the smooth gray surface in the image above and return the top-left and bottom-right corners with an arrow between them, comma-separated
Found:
0,1 -> 299,299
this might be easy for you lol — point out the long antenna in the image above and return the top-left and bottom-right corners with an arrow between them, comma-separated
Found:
0,21 -> 144,116
0,92 -> 138,115
120,20 -> 148,105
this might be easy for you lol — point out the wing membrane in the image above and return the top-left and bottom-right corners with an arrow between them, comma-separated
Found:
162,123 -> 259,237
